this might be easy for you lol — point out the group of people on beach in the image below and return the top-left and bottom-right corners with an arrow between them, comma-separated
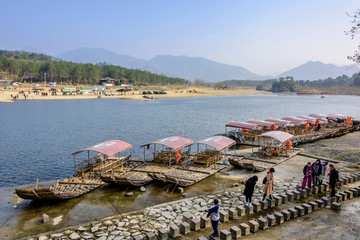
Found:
206,162 -> 340,238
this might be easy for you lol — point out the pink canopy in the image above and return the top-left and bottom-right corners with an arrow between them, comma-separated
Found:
308,113 -> 327,119
327,113 -> 352,119
297,115 -> 327,123
246,120 -> 277,128
265,118 -> 296,126
225,121 -> 258,130
281,116 -> 311,124
71,139 -> 132,157
145,136 -> 193,151
258,131 -> 294,143
196,136 -> 236,152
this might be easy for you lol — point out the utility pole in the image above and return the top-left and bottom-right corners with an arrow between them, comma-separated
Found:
44,72 -> 46,86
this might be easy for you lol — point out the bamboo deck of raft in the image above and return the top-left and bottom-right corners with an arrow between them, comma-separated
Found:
100,150 -> 192,187
15,155 -> 138,200
101,162 -> 177,186
228,148 -> 303,172
164,162 -> 228,187
101,150 -> 227,187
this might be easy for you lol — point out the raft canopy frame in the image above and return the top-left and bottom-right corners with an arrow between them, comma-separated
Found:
264,118 -> 297,126
327,113 -> 353,120
256,131 -> 294,157
140,136 -> 193,165
297,115 -> 327,123
308,113 -> 328,119
246,119 -> 278,129
71,139 -> 132,157
281,116 -> 312,124
225,121 -> 259,133
257,131 -> 294,144
71,139 -> 133,173
191,135 -> 236,168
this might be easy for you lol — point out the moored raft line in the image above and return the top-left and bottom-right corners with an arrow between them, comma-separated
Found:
224,113 -> 357,146
226,113 -> 358,172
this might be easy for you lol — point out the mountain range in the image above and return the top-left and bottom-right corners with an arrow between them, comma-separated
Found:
56,47 -> 360,82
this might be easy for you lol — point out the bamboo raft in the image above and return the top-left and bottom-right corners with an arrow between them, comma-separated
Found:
291,124 -> 358,146
164,163 -> 228,187
15,154 -> 137,200
228,148 -> 303,172
101,149 -> 191,186
162,149 -> 228,187
228,122 -> 357,146
101,162 -> 174,186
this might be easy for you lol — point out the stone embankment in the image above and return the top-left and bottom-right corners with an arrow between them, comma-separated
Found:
27,172 -> 360,240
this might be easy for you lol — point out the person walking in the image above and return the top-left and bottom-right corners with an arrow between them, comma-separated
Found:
301,162 -> 312,189
262,168 -> 275,201
320,161 -> 328,185
207,199 -> 220,238
328,164 -> 339,198
244,175 -> 258,206
312,159 -> 322,186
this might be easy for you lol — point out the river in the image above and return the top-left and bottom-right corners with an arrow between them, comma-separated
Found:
1,94 -> 360,187
1,94 -> 360,239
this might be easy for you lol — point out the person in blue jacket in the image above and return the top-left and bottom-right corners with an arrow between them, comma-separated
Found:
207,199 -> 220,238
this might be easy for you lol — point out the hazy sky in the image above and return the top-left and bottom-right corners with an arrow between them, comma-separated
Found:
1,0 -> 359,75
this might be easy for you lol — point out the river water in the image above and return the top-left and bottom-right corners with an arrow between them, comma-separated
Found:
1,94 -> 360,187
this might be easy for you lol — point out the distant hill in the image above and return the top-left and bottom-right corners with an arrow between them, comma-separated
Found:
56,48 -> 360,82
57,47 -> 146,69
57,48 -> 264,82
144,55 -> 265,82
278,61 -> 360,80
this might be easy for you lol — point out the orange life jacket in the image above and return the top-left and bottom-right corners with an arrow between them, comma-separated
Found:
285,140 -> 293,150
315,119 -> 320,128
175,150 -> 182,163
273,146 -> 279,154
346,117 -> 352,124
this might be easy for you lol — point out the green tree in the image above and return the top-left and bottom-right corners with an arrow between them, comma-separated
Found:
353,75 -> 360,86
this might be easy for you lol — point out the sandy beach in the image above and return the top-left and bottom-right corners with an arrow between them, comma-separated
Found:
0,85 -> 266,102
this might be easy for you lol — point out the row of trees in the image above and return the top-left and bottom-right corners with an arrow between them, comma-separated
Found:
0,51 -> 188,86
0,50 -> 51,61
270,74 -> 360,93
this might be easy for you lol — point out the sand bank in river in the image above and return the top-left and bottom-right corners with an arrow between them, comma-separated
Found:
0,85 -> 266,102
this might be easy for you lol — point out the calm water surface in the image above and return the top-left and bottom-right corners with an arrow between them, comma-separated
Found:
1,94 -> 360,187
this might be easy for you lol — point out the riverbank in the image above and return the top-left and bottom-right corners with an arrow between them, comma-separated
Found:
0,85 -> 265,102
13,155 -> 360,240
1,131 -> 359,239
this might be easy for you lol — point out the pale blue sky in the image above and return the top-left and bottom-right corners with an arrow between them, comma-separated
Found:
1,0 -> 359,75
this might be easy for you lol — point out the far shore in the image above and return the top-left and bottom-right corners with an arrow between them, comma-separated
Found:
0,85 -> 267,102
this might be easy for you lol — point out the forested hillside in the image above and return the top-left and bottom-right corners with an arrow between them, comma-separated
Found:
0,50 -> 188,85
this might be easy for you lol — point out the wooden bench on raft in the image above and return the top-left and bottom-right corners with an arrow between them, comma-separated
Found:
193,150 -> 222,167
